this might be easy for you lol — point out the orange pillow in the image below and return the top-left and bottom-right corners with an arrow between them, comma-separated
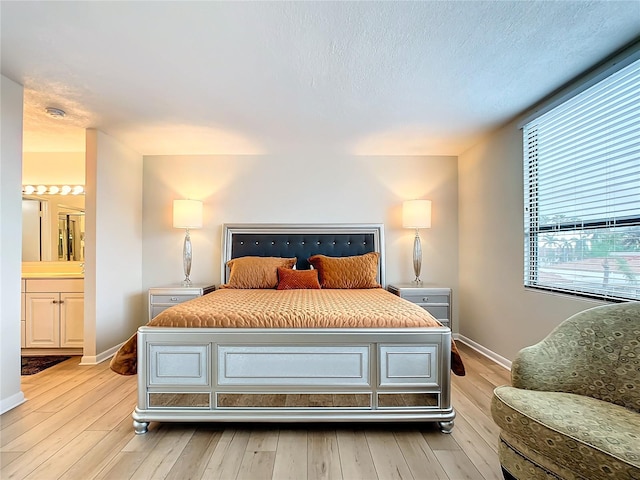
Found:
222,256 -> 296,289
307,252 -> 380,289
276,267 -> 321,290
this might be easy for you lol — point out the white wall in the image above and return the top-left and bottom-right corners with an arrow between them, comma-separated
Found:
457,119 -> 606,363
83,129 -> 143,363
142,153 -> 459,325
0,75 -> 26,413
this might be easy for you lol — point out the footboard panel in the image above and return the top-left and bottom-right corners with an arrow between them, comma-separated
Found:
133,327 -> 455,434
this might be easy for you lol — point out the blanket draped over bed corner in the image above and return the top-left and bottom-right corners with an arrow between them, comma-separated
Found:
110,288 -> 465,376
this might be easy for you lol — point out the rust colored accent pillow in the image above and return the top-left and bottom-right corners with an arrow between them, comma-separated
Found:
222,256 -> 296,289
276,267 -> 321,290
307,252 -> 380,289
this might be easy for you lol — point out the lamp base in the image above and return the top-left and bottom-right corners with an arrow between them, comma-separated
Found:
412,229 -> 423,285
182,229 -> 193,287
411,278 -> 423,285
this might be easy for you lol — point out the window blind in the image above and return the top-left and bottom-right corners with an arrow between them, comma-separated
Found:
523,57 -> 640,301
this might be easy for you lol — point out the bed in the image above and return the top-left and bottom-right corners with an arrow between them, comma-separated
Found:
111,223 -> 464,434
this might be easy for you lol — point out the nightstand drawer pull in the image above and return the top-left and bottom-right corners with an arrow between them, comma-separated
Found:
151,294 -> 199,304
403,294 -> 449,304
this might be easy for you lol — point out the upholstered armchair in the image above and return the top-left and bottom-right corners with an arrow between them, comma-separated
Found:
491,301 -> 640,480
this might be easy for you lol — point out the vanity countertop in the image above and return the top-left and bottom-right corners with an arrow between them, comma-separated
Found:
22,261 -> 84,279
22,273 -> 84,279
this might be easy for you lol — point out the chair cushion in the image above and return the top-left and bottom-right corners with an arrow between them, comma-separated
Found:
492,386 -> 640,479
498,437 -> 569,480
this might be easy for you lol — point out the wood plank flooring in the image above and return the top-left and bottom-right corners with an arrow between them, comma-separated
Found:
1,343 -> 510,480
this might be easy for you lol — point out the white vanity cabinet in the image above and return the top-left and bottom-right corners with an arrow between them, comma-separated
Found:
24,278 -> 84,349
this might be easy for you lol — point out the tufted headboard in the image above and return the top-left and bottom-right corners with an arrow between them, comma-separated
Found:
221,223 -> 385,286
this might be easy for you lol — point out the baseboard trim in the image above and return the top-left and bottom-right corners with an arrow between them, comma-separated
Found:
80,342 -> 123,365
1,391 -> 26,415
456,334 -> 512,371
21,348 -> 82,356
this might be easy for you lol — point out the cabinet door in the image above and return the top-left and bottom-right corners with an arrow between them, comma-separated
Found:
25,293 -> 60,347
60,293 -> 84,347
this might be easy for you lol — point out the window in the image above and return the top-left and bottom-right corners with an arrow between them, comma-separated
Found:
523,56 -> 640,301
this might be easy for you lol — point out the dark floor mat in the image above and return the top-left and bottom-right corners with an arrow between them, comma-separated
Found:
21,356 -> 71,375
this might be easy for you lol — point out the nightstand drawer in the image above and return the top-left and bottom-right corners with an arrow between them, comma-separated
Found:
403,293 -> 449,304
420,305 -> 449,320
148,284 -> 216,321
150,305 -> 173,319
388,284 -> 452,330
150,294 -> 199,304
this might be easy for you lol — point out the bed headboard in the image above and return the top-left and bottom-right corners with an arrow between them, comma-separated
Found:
221,223 -> 385,286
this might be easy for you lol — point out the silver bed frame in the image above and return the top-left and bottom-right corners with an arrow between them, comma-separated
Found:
132,224 -> 455,434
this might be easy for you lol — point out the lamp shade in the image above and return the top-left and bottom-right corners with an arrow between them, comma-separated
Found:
402,199 -> 432,229
173,199 -> 203,229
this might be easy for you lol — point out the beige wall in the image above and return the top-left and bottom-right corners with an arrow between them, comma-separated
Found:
22,151 -> 85,185
83,129 -> 143,363
1,75 -> 25,413
457,119 -> 606,364
142,153 -> 459,323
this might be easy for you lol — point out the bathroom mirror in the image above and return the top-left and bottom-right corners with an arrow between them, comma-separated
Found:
22,195 -> 85,262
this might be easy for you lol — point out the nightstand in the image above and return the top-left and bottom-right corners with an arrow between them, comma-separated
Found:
387,284 -> 452,328
148,284 -> 216,321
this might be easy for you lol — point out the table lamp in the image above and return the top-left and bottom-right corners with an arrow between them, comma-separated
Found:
402,199 -> 432,284
173,199 -> 203,286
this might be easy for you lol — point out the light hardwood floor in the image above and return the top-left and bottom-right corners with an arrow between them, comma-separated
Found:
1,343 -> 510,480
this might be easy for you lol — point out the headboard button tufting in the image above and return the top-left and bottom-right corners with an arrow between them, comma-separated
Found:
229,230 -> 378,274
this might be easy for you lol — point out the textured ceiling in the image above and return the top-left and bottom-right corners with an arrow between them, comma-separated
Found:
2,1 -> 639,156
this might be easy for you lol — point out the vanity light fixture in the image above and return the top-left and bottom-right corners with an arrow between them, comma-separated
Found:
173,199 -> 203,286
402,199 -> 432,285
22,185 -> 85,195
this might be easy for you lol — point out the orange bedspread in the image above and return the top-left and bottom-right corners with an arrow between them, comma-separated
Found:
110,288 -> 465,376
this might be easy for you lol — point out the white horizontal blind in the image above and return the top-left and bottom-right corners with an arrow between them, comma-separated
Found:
523,57 -> 640,301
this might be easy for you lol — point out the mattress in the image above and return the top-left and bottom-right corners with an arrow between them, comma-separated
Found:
110,288 -> 465,376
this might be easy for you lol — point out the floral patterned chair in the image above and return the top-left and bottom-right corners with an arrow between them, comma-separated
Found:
491,301 -> 640,480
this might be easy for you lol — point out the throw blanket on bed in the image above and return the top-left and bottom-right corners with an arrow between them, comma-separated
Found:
110,288 -> 466,376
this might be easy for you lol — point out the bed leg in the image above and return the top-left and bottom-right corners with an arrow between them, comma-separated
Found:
132,417 -> 149,435
438,420 -> 454,434
132,408 -> 149,434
